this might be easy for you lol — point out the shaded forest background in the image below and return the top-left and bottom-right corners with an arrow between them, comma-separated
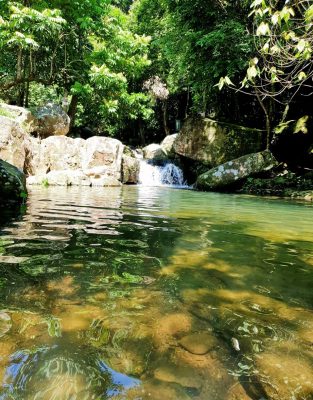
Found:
0,0 -> 312,159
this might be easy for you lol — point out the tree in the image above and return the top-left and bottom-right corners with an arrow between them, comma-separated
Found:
70,5 -> 153,135
219,0 -> 313,147
0,1 -> 66,106
132,0 -> 253,118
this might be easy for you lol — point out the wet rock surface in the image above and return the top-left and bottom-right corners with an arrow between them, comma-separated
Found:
0,159 -> 26,206
179,331 -> 219,355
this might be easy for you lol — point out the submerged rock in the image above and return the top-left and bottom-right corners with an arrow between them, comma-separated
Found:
179,332 -> 219,355
174,117 -> 263,167
0,312 -> 12,337
196,150 -> 278,191
154,363 -> 202,389
255,349 -> 313,400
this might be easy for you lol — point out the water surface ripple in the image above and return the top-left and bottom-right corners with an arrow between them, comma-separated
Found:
0,186 -> 312,400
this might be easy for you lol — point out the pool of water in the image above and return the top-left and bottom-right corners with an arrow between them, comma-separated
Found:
0,186 -> 312,400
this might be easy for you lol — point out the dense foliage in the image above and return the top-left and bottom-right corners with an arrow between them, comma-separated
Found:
0,0 -> 312,147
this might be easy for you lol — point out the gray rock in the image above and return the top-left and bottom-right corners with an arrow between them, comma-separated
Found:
0,103 -> 38,133
161,134 -> 177,158
196,150 -> 278,191
0,116 -> 28,170
34,103 -> 70,138
122,155 -> 140,184
174,117 -> 263,167
143,144 -> 167,162
27,136 -> 124,187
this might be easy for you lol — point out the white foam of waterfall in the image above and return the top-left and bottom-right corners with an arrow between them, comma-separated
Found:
138,161 -> 188,188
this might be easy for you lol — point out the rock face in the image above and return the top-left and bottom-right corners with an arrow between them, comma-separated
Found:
0,103 -> 38,133
174,117 -> 264,167
0,116 -> 28,170
0,159 -> 27,206
143,144 -> 167,163
196,150 -> 279,191
27,136 -> 124,187
34,103 -> 70,138
161,134 -> 177,158
122,155 -> 140,184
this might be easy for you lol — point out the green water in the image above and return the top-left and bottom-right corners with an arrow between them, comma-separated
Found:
0,186 -> 312,400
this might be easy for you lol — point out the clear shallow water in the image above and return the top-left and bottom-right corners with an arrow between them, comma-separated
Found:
0,186 -> 312,400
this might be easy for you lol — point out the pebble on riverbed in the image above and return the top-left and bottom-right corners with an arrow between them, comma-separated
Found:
179,332 -> 219,355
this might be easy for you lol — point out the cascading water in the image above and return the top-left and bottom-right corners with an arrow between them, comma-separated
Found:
138,160 -> 188,187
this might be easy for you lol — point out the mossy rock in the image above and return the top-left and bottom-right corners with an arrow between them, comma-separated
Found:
197,150 -> 278,191
174,116 -> 264,168
0,159 -> 27,207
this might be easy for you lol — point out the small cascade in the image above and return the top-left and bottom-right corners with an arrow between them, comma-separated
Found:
138,160 -> 188,188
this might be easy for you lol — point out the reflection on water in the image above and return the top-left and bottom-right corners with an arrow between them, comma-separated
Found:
0,186 -> 312,400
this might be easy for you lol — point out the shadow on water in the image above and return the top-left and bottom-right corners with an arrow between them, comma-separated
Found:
0,186 -> 312,399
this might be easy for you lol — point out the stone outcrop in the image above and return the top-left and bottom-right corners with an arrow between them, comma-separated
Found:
0,103 -> 38,133
122,155 -> 140,184
0,103 -> 71,172
27,136 -> 124,187
174,117 -> 264,167
161,134 -> 177,158
33,103 -> 70,138
143,144 -> 167,163
196,150 -> 279,191
0,116 -> 28,170
0,159 -> 27,207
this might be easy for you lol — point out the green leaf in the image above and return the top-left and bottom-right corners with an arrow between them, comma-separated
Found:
294,115 -> 309,134
256,22 -> 270,36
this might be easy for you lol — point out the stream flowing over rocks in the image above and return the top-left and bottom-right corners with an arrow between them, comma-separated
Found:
0,103 -> 284,192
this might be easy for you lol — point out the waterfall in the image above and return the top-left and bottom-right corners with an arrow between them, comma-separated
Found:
138,160 -> 188,188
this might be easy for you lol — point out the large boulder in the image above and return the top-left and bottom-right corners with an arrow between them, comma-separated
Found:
161,134 -> 177,158
0,116 -> 28,170
122,155 -> 140,184
196,150 -> 279,191
33,136 -> 86,175
0,159 -> 27,207
82,137 -> 124,181
0,103 -> 37,133
34,103 -> 70,138
143,144 -> 167,163
174,117 -> 264,167
27,136 -> 124,187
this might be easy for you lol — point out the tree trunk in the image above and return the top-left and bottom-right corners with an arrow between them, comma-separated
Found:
139,119 -> 145,146
256,91 -> 271,149
162,100 -> 170,136
68,94 -> 78,130
16,47 -> 25,106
